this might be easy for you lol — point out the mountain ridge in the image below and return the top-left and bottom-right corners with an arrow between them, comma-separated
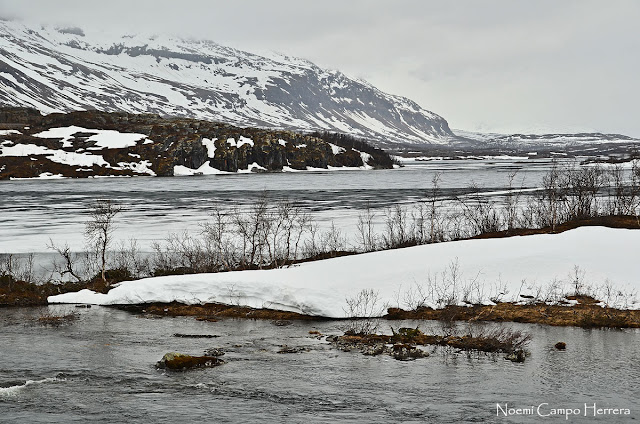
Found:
0,19 -> 454,150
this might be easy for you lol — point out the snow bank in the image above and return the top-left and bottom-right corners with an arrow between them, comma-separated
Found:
49,227 -> 640,317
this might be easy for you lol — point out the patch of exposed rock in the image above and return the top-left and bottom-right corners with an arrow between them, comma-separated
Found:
0,108 -> 394,179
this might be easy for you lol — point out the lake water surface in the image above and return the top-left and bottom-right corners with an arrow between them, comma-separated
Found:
0,159 -> 557,254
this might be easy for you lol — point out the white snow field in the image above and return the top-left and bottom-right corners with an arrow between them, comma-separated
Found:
49,227 -> 640,317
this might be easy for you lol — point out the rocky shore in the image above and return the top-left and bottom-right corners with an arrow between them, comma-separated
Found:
0,107 -> 393,179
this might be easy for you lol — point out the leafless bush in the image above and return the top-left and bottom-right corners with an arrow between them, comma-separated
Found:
356,203 -> 378,252
200,206 -> 238,272
426,173 -> 448,243
461,325 -> 532,354
85,199 -> 122,282
457,184 -> 502,236
605,163 -> 640,216
0,253 -> 36,283
401,281 -> 431,310
381,204 -> 414,248
342,289 -> 384,335
113,238 -> 150,279
319,222 -> 348,257
563,163 -> 605,220
151,196 -> 315,273
47,240 -> 80,282
568,265 -> 589,297
501,171 -> 524,232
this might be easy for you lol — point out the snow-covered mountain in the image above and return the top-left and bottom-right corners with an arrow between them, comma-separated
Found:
453,129 -> 639,146
0,19 -> 453,149
449,128 -> 640,157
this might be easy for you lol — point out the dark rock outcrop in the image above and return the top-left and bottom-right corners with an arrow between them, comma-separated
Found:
0,108 -> 394,179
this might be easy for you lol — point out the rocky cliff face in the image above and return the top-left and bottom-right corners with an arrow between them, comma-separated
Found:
0,108 -> 389,179
0,20 -> 454,151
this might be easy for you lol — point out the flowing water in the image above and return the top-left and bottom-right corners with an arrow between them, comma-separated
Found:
1,306 -> 639,423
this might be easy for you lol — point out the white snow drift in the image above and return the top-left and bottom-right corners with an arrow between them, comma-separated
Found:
49,227 -> 640,317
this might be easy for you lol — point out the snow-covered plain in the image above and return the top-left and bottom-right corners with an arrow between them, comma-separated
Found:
49,227 -> 640,316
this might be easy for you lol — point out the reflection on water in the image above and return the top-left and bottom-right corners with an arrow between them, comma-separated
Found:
1,306 -> 638,423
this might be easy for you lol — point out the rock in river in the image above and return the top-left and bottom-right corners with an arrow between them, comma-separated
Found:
156,352 -> 224,371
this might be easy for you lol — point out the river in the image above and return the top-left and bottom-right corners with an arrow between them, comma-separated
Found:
1,306 -> 639,423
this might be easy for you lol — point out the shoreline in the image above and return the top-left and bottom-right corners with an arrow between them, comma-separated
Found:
107,299 -> 640,329
3,216 -> 639,329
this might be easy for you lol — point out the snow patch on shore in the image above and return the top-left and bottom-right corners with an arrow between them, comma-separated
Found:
49,227 -> 640,317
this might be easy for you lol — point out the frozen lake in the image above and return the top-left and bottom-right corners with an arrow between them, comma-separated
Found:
0,159 -> 557,254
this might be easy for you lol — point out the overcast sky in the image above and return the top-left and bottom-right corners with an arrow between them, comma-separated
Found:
2,0 -> 639,136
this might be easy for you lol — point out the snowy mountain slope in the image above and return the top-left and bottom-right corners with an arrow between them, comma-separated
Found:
0,20 -> 454,149
453,129 -> 639,146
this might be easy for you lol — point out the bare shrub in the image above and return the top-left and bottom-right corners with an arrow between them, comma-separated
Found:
113,238 -> 150,279
319,222 -> 347,257
342,289 -> 384,335
85,199 -> 121,283
426,172 -> 447,243
568,265 -> 589,297
605,163 -> 640,216
200,206 -> 237,272
501,171 -> 524,232
356,203 -> 378,252
0,253 -> 36,283
563,163 -> 605,220
381,204 -> 414,248
457,184 -> 502,236
47,240 -> 83,282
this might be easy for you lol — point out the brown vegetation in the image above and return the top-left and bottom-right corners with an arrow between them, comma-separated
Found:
385,301 -> 640,329
330,326 -> 530,361
156,352 -> 224,371
117,301 -> 324,321
35,310 -> 78,326
471,215 -> 640,240
0,276 -> 85,306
